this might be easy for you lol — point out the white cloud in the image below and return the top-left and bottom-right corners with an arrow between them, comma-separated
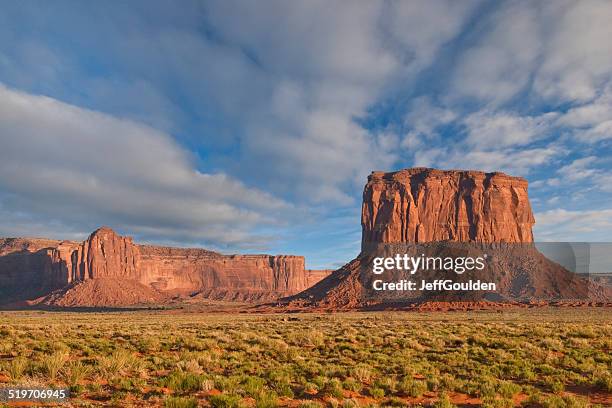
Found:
450,0 -> 612,105
535,0 -> 612,103
464,111 -> 557,149
401,97 -> 457,149
0,84 -> 289,247
557,85 -> 612,142
557,156 -> 600,182
450,1 -> 541,103
201,0 -> 477,203
555,156 -> 612,193
535,208 -> 612,241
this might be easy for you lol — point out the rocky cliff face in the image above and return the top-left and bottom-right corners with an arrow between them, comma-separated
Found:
0,237 -> 76,302
362,168 -> 534,247
77,227 -> 140,281
286,168 -> 608,310
0,228 -> 330,306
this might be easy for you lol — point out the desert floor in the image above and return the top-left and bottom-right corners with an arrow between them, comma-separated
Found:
0,309 -> 610,407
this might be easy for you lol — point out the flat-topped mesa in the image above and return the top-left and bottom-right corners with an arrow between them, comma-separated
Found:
361,168 -> 535,248
0,227 -> 331,306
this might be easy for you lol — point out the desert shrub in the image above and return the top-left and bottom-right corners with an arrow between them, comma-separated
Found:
202,378 -> 215,392
544,377 -> 565,394
373,376 -> 397,394
298,402 -> 322,408
41,351 -> 69,381
477,377 -> 498,398
398,378 -> 427,397
539,395 -> 566,408
274,381 -> 294,398
97,350 -> 133,380
5,357 -> 28,382
164,371 -> 205,393
312,375 -> 327,389
368,387 -> 385,399
426,377 -> 440,392
497,381 -> 521,398
176,359 -> 202,374
216,376 -> 242,393
341,399 -> 358,408
594,373 -> 612,392
255,391 -> 278,408
352,365 -> 373,382
241,376 -> 266,398
165,396 -> 198,408
383,397 -> 406,407
209,393 -> 243,408
561,395 -> 589,408
323,378 -> 344,398
482,396 -> 513,408
434,392 -> 456,408
342,377 -> 362,392
65,361 -> 91,386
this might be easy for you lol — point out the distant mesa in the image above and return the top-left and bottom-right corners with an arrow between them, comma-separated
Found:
0,227 -> 330,308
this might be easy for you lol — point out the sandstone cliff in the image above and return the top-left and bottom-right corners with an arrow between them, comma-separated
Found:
0,227 -> 330,306
362,168 -> 534,246
286,168 -> 608,310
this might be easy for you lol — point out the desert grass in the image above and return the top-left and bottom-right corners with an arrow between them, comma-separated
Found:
0,309 -> 610,407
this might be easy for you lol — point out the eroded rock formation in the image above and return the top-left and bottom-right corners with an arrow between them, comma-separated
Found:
284,168 -> 609,310
0,227 -> 330,306
362,168 -> 534,246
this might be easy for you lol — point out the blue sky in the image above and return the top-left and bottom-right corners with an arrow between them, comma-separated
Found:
1,0 -> 611,269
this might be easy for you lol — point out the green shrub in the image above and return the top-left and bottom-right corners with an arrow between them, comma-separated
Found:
65,361 -> 91,386
398,378 -> 427,398
434,392 -> 456,408
164,371 -> 204,393
298,402 -> 322,408
255,391 -> 278,408
595,374 -> 612,392
165,396 -> 198,408
274,382 -> 294,398
242,376 -> 266,398
497,381 -> 521,398
342,378 -> 362,392
561,395 -> 589,408
482,396 -> 513,408
368,387 -> 385,399
5,357 -> 28,382
323,378 -> 344,398
41,351 -> 68,381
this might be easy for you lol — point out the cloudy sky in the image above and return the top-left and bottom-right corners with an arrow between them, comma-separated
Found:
1,0 -> 611,268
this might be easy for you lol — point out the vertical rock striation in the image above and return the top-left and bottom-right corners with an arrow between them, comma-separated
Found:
0,227 -> 331,306
362,168 -> 535,247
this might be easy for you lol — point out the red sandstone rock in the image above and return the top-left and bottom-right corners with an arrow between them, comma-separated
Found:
285,168 -> 610,310
362,168 -> 534,246
77,227 -> 140,281
0,228 -> 331,306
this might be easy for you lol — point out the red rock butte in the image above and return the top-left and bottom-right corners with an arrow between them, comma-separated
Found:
0,227 -> 330,306
283,167 -> 610,309
362,168 -> 535,247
